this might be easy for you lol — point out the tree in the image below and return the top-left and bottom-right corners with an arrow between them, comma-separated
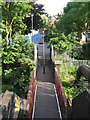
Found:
2,2 -> 31,47
55,2 -> 88,36
44,16 -> 58,42
23,3 -> 47,33
44,2 -> 90,58
2,2 -> 35,98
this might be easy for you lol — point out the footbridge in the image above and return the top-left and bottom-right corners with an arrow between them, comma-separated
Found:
29,34 -> 67,119
0,33 -> 67,119
32,59 -> 62,119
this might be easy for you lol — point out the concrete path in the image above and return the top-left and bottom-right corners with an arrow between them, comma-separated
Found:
33,60 -> 60,119
35,32 -> 50,59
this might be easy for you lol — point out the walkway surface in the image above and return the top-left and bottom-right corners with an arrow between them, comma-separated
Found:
33,60 -> 60,119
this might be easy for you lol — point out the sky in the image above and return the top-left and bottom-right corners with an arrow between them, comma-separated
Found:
36,0 -> 71,16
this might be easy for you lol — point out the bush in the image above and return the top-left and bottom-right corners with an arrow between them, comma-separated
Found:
2,63 -> 33,98
71,41 -> 90,60
2,36 -> 34,64
82,41 -> 90,60
2,35 -> 34,98
60,62 -> 88,99
70,48 -> 84,60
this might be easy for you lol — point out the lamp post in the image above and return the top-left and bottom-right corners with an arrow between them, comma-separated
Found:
43,30 -> 45,74
31,14 -> 34,42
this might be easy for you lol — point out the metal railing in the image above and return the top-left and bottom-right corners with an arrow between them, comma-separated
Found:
53,50 -> 90,68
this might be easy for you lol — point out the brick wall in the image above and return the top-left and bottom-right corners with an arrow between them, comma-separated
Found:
55,68 -> 67,119
27,67 -> 36,119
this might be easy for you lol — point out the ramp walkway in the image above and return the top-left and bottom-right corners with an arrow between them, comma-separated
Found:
32,60 -> 61,119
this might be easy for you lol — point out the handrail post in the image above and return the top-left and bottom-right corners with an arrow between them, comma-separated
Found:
43,30 -> 45,74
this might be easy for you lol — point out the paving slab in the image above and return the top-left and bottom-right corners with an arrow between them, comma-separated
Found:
33,60 -> 60,119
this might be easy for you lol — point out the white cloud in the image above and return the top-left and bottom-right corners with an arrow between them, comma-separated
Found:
36,0 -> 70,16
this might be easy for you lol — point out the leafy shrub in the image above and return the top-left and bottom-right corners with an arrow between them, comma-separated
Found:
2,36 -> 34,66
82,41 -> 90,60
70,48 -> 84,60
71,41 -> 90,60
60,62 -> 88,99
2,63 -> 33,98
2,35 -> 34,98
71,76 -> 88,98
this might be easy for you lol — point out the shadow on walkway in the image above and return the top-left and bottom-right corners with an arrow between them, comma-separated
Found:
34,59 -> 60,119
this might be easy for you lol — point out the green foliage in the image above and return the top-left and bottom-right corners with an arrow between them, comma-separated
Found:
60,62 -> 75,98
70,48 -> 83,60
2,36 -> 34,65
71,41 -> 90,60
2,2 -> 32,40
72,76 -> 88,97
82,41 -> 90,59
60,62 -> 88,99
2,85 -> 16,93
44,2 -> 89,56
2,35 -> 34,98
50,32 -> 77,51
44,16 -> 58,43
45,14 -> 78,51
0,37 -> 1,92
56,2 -> 88,35
24,3 -> 46,33
40,14 -> 47,28
2,45 -> 17,64
2,2 -> 34,98
2,64 -> 33,98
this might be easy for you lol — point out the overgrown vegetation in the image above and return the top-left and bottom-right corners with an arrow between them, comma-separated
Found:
1,1 -> 46,98
0,37 -> 2,94
45,2 -> 90,60
1,1 -> 47,98
44,2 -> 90,100
2,64 -> 33,98
70,41 -> 90,60
1,2 -> 34,99
2,35 -> 34,98
60,62 -> 88,99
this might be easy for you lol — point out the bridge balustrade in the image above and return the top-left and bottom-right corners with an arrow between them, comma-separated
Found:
27,67 -> 36,119
55,68 -> 67,119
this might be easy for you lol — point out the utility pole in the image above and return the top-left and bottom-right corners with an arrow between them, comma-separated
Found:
43,30 -> 45,74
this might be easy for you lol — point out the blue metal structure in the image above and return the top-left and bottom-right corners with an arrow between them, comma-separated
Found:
24,33 -> 39,43
9,33 -> 39,46
86,32 -> 90,38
